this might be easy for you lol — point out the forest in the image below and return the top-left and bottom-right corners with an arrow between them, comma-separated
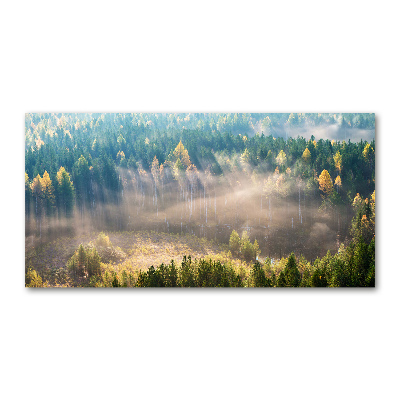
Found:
25,113 -> 375,287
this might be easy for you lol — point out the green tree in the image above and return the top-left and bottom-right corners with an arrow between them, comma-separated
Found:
229,230 -> 241,255
87,248 -> 101,278
41,171 -> 55,216
284,253 -> 301,287
179,256 -> 196,287
311,268 -> 328,287
250,261 -> 270,287
56,167 -> 75,216
25,172 -> 31,217
253,239 -> 260,260
31,174 -> 43,218
277,271 -> 286,287
73,155 -> 90,212
241,231 -> 254,262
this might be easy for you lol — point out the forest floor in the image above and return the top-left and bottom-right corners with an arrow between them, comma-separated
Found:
25,230 -> 248,274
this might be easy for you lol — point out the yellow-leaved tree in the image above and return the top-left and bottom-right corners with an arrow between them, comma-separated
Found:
363,143 -> 374,159
171,140 -> 191,169
334,175 -> 342,193
302,148 -> 311,164
333,151 -> 342,174
276,150 -> 287,171
318,170 -> 333,197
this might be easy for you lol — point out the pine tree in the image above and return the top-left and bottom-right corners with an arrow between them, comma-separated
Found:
56,167 -> 75,216
284,253 -> 301,287
25,172 -> 31,217
87,248 -> 101,277
241,231 -> 254,262
41,171 -> 55,216
77,244 -> 86,278
73,155 -> 90,212
277,271 -> 286,287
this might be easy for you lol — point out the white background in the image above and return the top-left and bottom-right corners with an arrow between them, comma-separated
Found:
1,1 -> 399,399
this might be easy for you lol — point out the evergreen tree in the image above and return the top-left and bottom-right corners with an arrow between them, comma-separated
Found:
229,230 -> 241,255
25,172 -> 31,217
56,167 -> 75,216
73,155 -> 90,212
277,271 -> 286,287
41,171 -> 55,216
241,231 -> 254,262
284,253 -> 301,287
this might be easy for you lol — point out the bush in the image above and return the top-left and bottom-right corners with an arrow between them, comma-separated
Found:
26,267 -> 44,287
96,232 -> 111,248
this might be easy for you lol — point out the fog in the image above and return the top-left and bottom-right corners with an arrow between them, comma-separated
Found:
255,122 -> 375,142
26,164 -> 353,261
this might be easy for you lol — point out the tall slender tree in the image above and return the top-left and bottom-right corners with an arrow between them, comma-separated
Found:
56,167 -> 75,216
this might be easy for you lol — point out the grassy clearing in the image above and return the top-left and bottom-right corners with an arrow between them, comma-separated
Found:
25,230 -> 249,282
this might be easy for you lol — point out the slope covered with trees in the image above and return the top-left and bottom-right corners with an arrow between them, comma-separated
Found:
25,113 -> 375,287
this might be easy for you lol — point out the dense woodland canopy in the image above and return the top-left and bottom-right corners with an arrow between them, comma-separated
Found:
25,113 -> 375,287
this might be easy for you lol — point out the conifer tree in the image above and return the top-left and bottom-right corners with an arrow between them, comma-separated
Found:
56,167 -> 75,216
241,231 -> 254,262
25,172 -> 31,217
284,253 -> 301,287
73,155 -> 90,212
41,171 -> 55,216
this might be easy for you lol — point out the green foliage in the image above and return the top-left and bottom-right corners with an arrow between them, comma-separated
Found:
41,233 -> 375,287
25,113 -> 375,228
86,247 -> 101,277
277,271 -> 286,287
250,261 -> 271,287
96,232 -> 111,248
56,167 -> 75,216
240,231 -> 255,262
311,268 -> 328,287
229,230 -> 241,255
351,191 -> 375,243
67,243 -> 102,283
25,113 -> 375,288
25,267 -> 44,287
73,155 -> 90,206
179,256 -> 196,287
283,253 -> 301,287
134,257 -> 242,288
